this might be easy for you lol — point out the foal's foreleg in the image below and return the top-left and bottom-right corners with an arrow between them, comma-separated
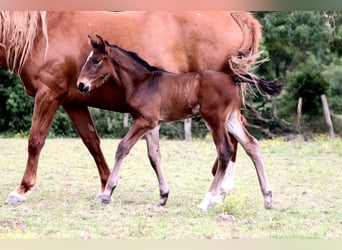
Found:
99,118 -> 155,204
227,110 -> 273,209
145,126 -> 169,206
63,104 -> 111,193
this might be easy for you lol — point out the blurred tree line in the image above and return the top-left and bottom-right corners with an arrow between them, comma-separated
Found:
0,11 -> 341,139
249,11 -> 342,138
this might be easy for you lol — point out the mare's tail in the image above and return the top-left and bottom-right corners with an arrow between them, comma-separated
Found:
233,74 -> 283,97
228,12 -> 282,97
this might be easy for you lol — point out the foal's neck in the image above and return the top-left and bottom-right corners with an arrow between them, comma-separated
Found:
109,46 -> 159,89
113,48 -> 151,78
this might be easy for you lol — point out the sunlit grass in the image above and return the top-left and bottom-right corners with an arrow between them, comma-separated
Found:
0,137 -> 341,239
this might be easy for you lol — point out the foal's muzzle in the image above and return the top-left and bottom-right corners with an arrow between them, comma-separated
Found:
78,82 -> 90,94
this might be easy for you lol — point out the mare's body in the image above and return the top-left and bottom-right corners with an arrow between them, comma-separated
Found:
1,11 -> 261,204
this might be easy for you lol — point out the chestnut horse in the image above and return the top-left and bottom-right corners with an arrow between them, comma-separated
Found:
1,11 -> 262,205
77,36 -> 282,210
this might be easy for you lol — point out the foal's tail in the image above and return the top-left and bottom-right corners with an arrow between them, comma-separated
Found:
233,74 -> 283,97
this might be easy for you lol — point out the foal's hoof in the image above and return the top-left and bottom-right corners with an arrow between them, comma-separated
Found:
197,202 -> 209,211
264,201 -> 273,209
264,191 -> 273,209
6,191 -> 27,204
158,192 -> 169,207
197,192 -> 222,211
94,193 -> 112,205
101,197 -> 112,205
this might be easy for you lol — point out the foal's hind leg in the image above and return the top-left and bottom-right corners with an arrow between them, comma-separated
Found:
227,110 -> 273,209
211,133 -> 237,195
198,121 -> 234,210
211,115 -> 247,188
145,126 -> 169,206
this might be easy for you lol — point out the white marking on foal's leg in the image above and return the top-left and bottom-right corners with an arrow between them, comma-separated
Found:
220,161 -> 236,196
198,192 -> 213,211
198,162 -> 235,211
6,191 -> 27,204
198,192 -> 224,211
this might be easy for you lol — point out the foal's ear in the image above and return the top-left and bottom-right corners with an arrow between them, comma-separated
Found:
87,35 -> 105,52
96,34 -> 106,49
88,35 -> 98,48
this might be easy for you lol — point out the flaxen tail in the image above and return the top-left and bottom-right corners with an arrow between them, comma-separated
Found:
228,12 -> 264,76
229,12 -> 283,97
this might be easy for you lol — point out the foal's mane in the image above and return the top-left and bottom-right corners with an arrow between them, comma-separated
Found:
0,11 -> 48,74
106,42 -> 165,73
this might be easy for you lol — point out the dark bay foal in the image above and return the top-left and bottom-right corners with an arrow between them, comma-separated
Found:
77,35 -> 282,210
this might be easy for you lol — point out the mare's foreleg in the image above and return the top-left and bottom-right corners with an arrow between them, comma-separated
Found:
63,104 -> 111,194
98,118 -> 155,204
145,126 -> 169,206
6,88 -> 62,204
227,110 -> 273,209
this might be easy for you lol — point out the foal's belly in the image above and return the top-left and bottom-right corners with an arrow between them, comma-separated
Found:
159,103 -> 200,122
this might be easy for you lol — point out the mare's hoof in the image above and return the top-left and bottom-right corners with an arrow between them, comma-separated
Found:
6,191 -> 27,204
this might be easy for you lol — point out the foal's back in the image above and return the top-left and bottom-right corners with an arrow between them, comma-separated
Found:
199,70 -> 241,107
151,70 -> 240,123
155,72 -> 201,122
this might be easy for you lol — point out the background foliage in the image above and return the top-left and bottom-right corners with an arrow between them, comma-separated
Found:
0,11 -> 341,138
251,11 -> 342,137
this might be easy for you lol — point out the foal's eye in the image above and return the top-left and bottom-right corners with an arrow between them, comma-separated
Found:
92,59 -> 101,65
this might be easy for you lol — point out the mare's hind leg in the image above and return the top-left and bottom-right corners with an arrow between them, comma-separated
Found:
145,126 -> 169,206
6,88 -> 62,204
63,104 -> 111,194
99,118 -> 156,204
227,110 -> 273,209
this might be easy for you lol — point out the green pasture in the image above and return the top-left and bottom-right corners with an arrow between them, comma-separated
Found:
0,136 -> 341,239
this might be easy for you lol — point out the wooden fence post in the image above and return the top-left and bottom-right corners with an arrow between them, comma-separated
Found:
184,118 -> 192,141
320,94 -> 335,137
123,113 -> 129,128
296,97 -> 302,134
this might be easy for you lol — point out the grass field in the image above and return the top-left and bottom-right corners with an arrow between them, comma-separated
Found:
0,136 -> 341,239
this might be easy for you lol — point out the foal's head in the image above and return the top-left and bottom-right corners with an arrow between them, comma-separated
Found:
77,35 -> 163,94
77,35 -> 116,94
